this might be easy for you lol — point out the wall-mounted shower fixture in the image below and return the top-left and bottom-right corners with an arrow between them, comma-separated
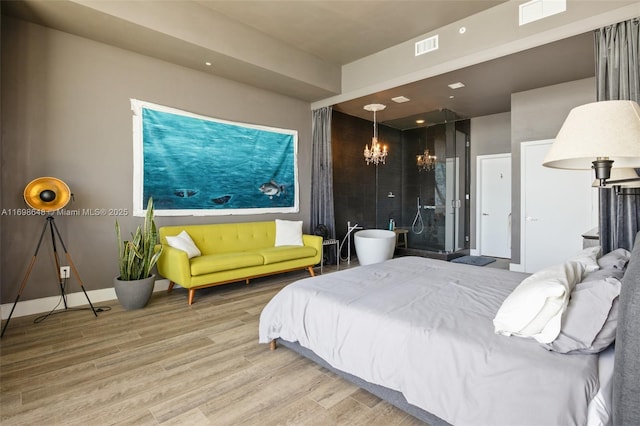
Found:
411,197 -> 425,234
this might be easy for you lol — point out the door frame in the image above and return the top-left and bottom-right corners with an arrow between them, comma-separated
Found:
475,153 -> 511,257
519,140 -> 598,272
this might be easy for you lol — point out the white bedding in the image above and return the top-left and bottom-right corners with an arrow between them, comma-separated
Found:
259,256 -> 604,426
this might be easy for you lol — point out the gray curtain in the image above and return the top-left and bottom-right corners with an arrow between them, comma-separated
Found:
310,106 -> 335,239
595,18 -> 640,253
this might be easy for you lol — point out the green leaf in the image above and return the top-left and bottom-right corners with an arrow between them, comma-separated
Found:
115,198 -> 163,281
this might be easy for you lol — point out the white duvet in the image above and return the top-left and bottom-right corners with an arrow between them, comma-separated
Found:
259,257 -> 601,426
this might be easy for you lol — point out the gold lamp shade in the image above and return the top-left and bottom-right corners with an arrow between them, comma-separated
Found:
23,177 -> 71,212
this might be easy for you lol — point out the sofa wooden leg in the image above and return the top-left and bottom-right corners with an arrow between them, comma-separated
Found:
167,281 -> 175,294
270,340 -> 277,351
307,266 -> 315,277
246,278 -> 250,285
188,289 -> 195,305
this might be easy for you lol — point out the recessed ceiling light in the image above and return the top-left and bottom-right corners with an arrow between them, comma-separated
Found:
416,119 -> 425,124
459,27 -> 466,34
205,61 -> 212,66
391,96 -> 410,103
449,95 -> 455,99
448,82 -> 465,89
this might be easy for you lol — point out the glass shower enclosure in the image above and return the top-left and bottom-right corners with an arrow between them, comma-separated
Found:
400,118 -> 470,255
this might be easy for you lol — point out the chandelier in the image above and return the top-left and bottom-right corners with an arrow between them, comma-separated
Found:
363,103 -> 388,166
417,148 -> 437,172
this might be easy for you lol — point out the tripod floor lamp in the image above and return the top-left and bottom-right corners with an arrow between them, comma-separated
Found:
1,177 -> 98,338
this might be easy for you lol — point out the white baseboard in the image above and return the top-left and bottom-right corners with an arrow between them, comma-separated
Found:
470,249 -> 480,256
1,279 -> 170,320
509,263 -> 525,272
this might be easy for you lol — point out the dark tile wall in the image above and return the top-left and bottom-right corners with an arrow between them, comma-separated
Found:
332,111 -> 402,241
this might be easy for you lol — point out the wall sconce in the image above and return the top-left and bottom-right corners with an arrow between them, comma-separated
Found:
417,149 -> 437,172
592,168 -> 640,187
542,100 -> 640,186
363,103 -> 388,166
591,167 -> 640,196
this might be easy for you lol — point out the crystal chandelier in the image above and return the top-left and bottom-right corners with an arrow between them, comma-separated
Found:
363,103 -> 388,166
417,148 -> 437,172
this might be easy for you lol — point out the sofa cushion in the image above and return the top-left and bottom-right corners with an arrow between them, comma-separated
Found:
275,219 -> 303,246
258,246 -> 318,265
190,252 -> 264,276
165,230 -> 201,259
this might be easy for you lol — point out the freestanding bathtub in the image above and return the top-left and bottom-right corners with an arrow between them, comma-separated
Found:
354,229 -> 396,265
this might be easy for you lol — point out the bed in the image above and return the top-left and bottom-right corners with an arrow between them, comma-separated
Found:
259,232 -> 640,426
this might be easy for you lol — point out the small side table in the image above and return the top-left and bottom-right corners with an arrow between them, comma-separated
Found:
321,238 -> 339,274
394,229 -> 408,248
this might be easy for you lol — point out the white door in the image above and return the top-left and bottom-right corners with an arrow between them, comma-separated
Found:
521,140 -> 597,273
478,154 -> 511,258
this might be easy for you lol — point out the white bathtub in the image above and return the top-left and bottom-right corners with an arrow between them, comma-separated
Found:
354,229 -> 396,265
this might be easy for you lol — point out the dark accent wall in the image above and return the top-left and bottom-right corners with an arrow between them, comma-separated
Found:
331,111 -> 402,241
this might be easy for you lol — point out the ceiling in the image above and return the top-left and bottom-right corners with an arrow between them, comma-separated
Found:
196,1 -> 509,65
2,1 -> 602,129
195,1 -> 595,128
344,31 -> 595,129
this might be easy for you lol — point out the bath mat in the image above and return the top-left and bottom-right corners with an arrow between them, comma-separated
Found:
450,255 -> 496,266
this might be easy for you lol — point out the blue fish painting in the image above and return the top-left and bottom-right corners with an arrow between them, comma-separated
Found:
132,100 -> 299,216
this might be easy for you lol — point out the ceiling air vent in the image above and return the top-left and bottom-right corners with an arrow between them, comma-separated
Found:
415,35 -> 438,57
519,0 -> 566,26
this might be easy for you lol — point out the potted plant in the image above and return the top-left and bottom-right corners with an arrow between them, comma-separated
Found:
114,198 -> 163,310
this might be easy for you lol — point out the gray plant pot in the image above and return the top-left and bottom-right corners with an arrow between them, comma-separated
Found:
113,274 -> 155,310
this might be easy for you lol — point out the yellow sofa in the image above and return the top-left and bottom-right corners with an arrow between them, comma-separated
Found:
157,221 -> 322,305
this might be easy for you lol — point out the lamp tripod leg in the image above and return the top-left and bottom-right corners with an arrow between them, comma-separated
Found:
1,256 -> 38,338
1,219 -> 50,338
1,216 -> 100,338
50,218 -> 97,317
66,253 -> 97,317
48,217 -> 68,310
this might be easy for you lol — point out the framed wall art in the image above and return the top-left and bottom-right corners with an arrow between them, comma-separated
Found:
131,99 -> 299,216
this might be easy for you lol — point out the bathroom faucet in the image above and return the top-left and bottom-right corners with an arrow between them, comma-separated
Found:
343,221 -> 364,264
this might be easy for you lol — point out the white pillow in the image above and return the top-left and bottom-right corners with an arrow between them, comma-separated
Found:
493,260 -> 585,344
543,277 -> 621,354
569,246 -> 601,274
165,230 -> 201,259
597,248 -> 631,270
274,219 -> 303,247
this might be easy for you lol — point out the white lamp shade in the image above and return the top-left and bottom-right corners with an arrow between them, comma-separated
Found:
543,100 -> 640,170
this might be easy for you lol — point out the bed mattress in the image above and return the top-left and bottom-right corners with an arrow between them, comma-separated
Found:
259,256 -> 602,426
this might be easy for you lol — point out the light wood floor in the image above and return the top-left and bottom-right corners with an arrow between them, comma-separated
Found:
1,264 -> 428,426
